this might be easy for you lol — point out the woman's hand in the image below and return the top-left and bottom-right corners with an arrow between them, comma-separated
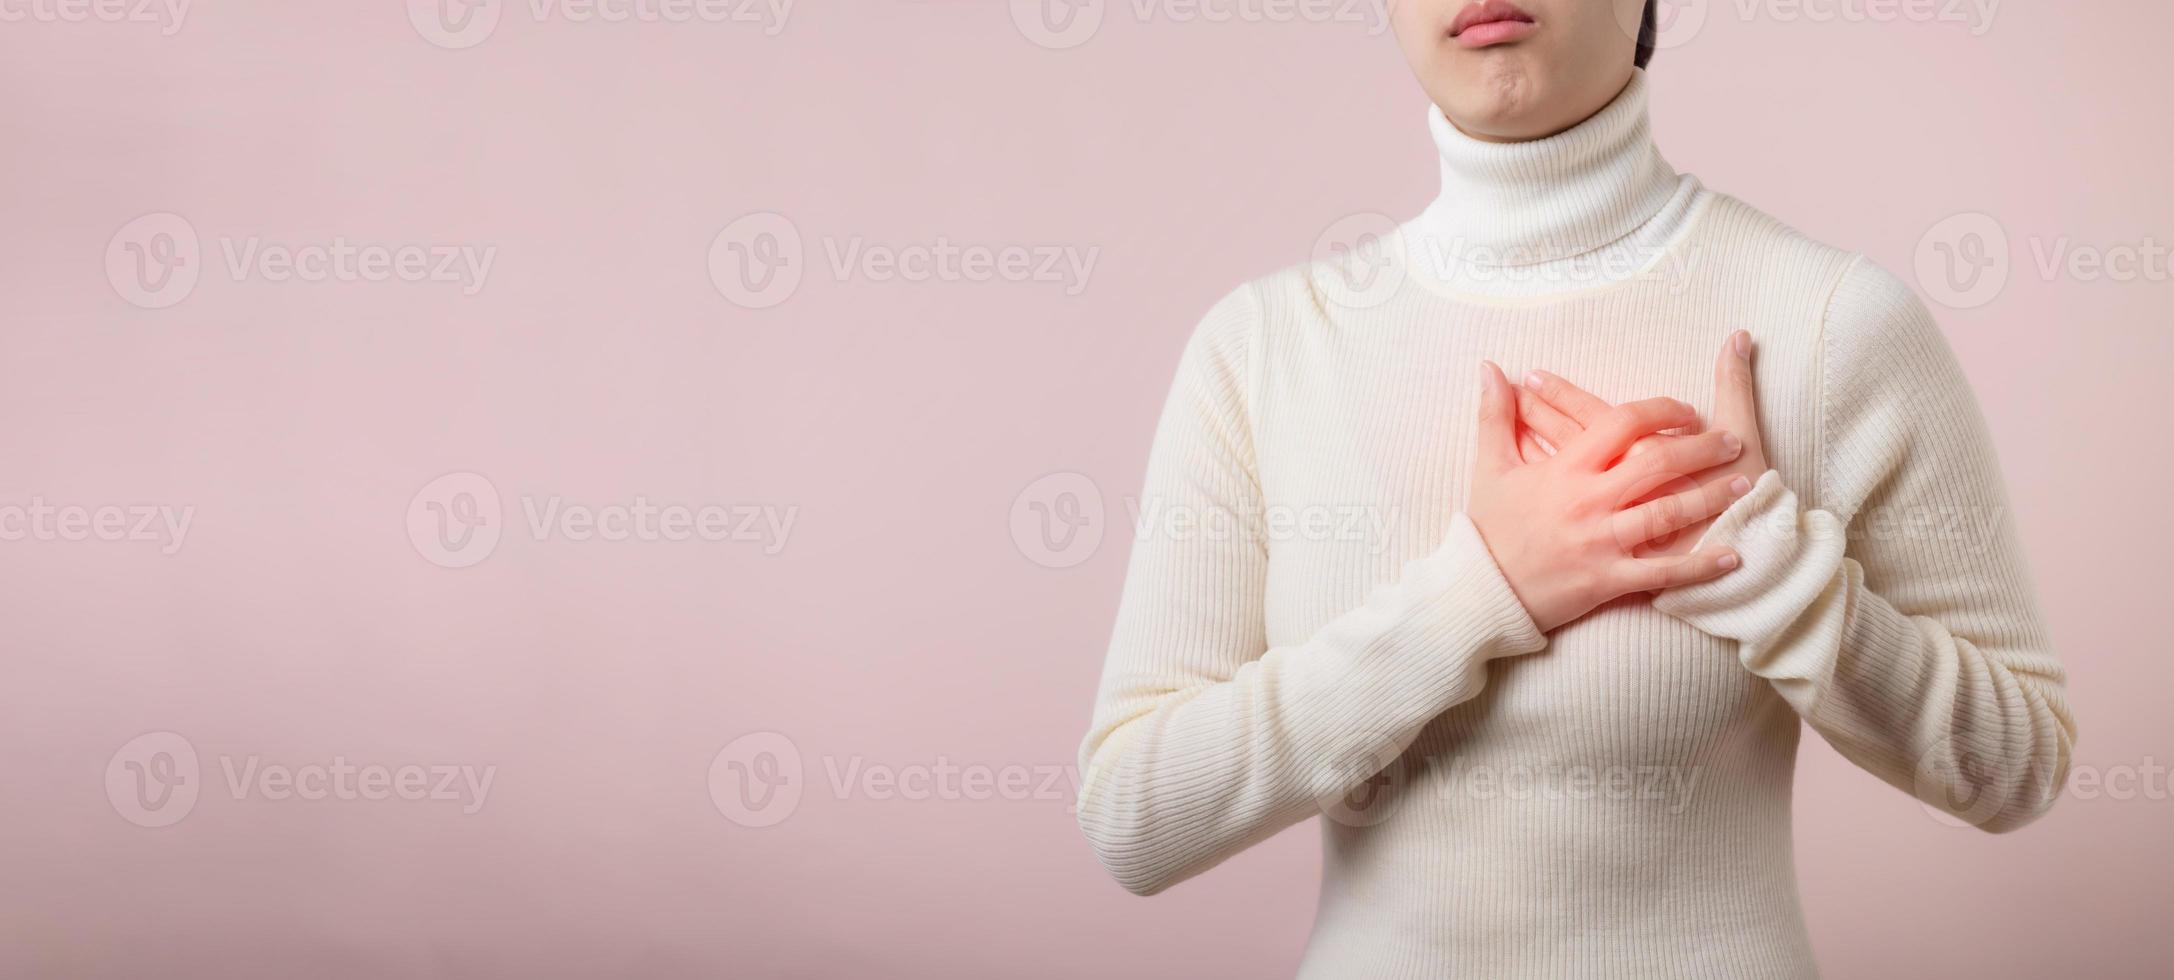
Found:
1470,361 -> 1751,633
1514,331 -> 1769,558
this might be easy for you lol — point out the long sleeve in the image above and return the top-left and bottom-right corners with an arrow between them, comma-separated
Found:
1654,257 -> 2076,832
1074,285 -> 1547,896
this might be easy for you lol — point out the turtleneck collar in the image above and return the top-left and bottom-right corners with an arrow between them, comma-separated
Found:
1411,70 -> 1689,275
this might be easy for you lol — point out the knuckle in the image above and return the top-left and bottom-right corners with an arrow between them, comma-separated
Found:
1629,398 -> 1688,427
1602,519 -> 1631,554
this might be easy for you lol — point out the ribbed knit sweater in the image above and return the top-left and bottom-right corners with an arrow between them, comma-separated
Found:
1075,71 -> 2076,978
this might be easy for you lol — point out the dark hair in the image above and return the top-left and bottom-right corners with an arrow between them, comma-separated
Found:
1634,0 -> 1658,68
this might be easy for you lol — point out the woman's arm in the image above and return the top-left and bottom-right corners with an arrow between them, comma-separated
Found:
1653,259 -> 2075,831
1078,286 -> 1746,895
1076,286 -> 1544,895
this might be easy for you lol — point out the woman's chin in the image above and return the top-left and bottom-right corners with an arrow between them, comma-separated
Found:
1430,63 -> 1546,132
1435,65 -> 1625,143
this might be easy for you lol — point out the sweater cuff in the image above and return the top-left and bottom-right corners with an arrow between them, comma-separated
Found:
1652,470 -> 1848,658
1276,512 -> 1549,736
1396,513 -> 1549,663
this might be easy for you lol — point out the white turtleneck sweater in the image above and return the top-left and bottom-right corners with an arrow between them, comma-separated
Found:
1075,72 -> 2075,978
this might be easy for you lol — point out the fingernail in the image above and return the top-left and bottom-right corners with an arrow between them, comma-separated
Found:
1733,332 -> 1751,358
1729,475 -> 1752,495
1523,371 -> 1544,390
1479,361 -> 1495,385
1717,552 -> 1740,570
1721,432 -> 1741,455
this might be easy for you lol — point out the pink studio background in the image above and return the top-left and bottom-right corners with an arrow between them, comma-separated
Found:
2,2 -> 2168,977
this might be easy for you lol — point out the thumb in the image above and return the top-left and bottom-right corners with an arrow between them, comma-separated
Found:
1476,361 -> 1520,475
1713,331 -> 1762,453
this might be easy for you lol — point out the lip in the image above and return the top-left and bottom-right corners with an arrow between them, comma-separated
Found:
1448,0 -> 1536,47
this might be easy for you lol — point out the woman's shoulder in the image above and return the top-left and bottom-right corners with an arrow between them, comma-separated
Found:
1690,192 -> 1935,331
1688,192 -> 1862,277
1691,193 -> 1954,391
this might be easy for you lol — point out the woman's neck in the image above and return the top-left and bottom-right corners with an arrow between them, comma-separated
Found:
1403,69 -> 1699,297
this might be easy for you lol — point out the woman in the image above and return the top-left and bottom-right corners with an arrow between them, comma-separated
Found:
1073,0 -> 2076,975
